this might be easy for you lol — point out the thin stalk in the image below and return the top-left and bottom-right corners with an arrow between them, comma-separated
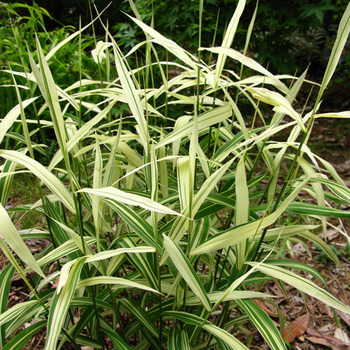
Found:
216,249 -> 230,287
88,1 -> 103,86
92,285 -> 107,350
165,51 -> 169,120
251,131 -> 309,262
11,23 -> 49,161
151,148 -> 163,348
247,138 -> 267,182
74,192 -> 112,345
215,187 -> 237,286
252,85 -> 316,261
212,251 -> 222,286
203,303 -> 230,350
205,8 -> 220,162
75,192 -> 86,256
78,17 -> 82,130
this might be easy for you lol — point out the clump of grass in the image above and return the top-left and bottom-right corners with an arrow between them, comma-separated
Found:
0,1 -> 349,349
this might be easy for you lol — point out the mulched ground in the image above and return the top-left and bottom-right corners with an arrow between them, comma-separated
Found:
261,223 -> 350,350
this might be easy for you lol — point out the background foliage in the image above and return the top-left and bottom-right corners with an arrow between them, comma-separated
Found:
3,0 -> 349,75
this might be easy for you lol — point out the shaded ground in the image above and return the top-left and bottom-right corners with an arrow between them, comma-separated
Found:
260,220 -> 350,350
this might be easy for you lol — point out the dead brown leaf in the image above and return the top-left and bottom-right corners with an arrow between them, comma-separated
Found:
307,328 -> 350,350
306,336 -> 332,347
253,299 -> 278,317
269,283 -> 284,298
339,312 -> 350,328
293,242 -> 307,253
334,329 -> 350,346
318,229 -> 341,241
282,313 -> 309,343
318,302 -> 333,317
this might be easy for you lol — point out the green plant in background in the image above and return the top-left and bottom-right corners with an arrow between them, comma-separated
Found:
0,2 -> 105,165
5,0 -> 348,76
0,3 -> 98,119
0,1 -> 350,350
113,0 -> 350,76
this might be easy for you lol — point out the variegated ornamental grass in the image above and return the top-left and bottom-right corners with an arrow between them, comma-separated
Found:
0,0 -> 350,349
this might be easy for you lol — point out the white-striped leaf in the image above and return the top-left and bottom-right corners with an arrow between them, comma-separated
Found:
118,237 -> 159,290
215,0 -> 246,78
205,46 -> 276,80
46,258 -> 86,349
0,150 -> 75,213
314,111 -> 350,119
34,237 -> 95,269
186,290 -> 271,306
104,198 -> 156,247
249,262 -> 350,314
3,320 -> 46,350
103,328 -> 132,350
163,234 -> 211,311
0,264 -> 15,347
168,327 -> 191,350
191,177 -> 310,255
235,158 -> 249,225
0,300 -> 38,328
264,259 -> 327,286
29,37 -> 69,163
156,104 -> 232,149
178,157 -> 191,211
311,177 -> 350,203
0,97 -> 37,145
126,14 -> 198,70
76,276 -> 160,294
166,311 -> 249,350
298,230 -> 340,264
160,158 -> 234,265
119,298 -> 158,339
0,205 -> 44,277
236,299 -> 286,350
286,202 -> 350,219
86,246 -> 155,263
113,45 -> 148,150
248,87 -> 306,132
80,187 -> 181,216
48,100 -> 118,171
317,2 -> 350,99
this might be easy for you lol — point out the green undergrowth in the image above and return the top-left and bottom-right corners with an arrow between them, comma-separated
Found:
0,1 -> 350,349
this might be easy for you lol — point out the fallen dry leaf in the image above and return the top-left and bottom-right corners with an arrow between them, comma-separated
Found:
339,312 -> 350,328
318,229 -> 340,241
307,328 -> 350,350
269,282 -> 284,298
334,328 -> 350,346
318,302 -> 333,317
282,314 -> 309,343
320,323 -> 335,334
292,242 -> 307,254
253,299 -> 278,317
306,336 -> 332,348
